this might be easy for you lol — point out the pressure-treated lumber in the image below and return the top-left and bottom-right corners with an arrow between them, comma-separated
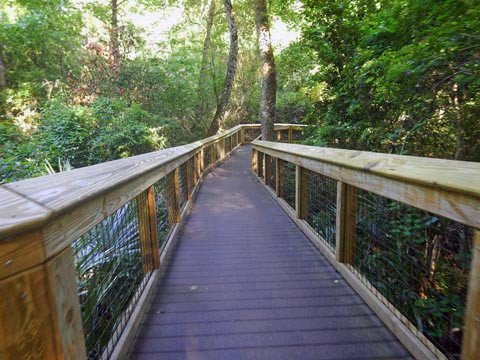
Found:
275,157 -> 282,197
462,230 -> 480,359
253,141 -> 480,229
295,165 -> 308,220
146,186 -> 160,269
336,182 -> 357,264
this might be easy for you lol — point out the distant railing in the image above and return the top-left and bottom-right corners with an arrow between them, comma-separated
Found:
0,123 -> 302,359
252,140 -> 480,360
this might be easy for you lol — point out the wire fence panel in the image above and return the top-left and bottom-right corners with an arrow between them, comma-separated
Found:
257,151 -> 264,179
244,128 -> 261,141
280,130 -> 289,142
188,157 -> 195,193
304,169 -> 337,251
292,129 -> 304,142
203,145 -> 212,168
278,159 -> 296,210
72,195 -> 150,359
178,162 -> 188,210
214,141 -> 222,162
225,136 -> 231,154
352,189 -> 473,359
153,177 -> 171,249
265,154 -> 276,192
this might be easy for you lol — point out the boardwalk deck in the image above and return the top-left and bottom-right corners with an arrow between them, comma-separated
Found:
131,145 -> 412,360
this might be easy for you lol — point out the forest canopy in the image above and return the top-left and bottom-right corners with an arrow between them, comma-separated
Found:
0,0 -> 479,184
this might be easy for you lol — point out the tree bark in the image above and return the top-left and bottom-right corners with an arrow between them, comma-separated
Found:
197,0 -> 216,124
0,44 -> 6,91
254,0 -> 276,141
111,0 -> 121,73
206,0 -> 238,136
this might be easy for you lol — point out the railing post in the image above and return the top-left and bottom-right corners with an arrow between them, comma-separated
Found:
200,148 -> 205,174
240,128 -> 245,144
197,151 -> 202,180
276,157 -> 283,197
276,130 -> 281,142
288,127 -> 293,143
0,241 -> 87,359
335,182 -> 357,264
222,138 -> 226,159
167,169 -> 180,224
295,165 -> 308,219
252,149 -> 258,173
211,144 -> 215,163
185,160 -> 192,201
137,187 -> 160,272
462,230 -> 480,359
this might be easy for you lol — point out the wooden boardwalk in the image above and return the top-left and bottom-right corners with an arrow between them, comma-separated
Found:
131,145 -> 412,360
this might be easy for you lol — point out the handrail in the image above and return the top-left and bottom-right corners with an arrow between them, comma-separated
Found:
251,140 -> 480,360
0,123 -> 305,360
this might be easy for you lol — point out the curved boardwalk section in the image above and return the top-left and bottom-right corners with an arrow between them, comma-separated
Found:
132,145 -> 412,360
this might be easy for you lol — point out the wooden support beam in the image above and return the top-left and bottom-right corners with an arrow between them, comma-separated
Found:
137,190 -> 154,273
252,149 -> 258,173
185,161 -> 192,201
147,186 -> 160,269
295,165 -> 308,219
240,128 -> 244,144
0,247 -> 86,359
276,157 -> 283,198
276,130 -> 281,141
462,230 -> 480,359
336,182 -> 357,264
167,169 -> 180,225
200,148 -> 205,174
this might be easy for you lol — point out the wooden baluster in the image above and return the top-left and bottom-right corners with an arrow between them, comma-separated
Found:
276,157 -> 283,198
288,127 -> 293,143
335,182 -> 357,264
295,165 -> 308,220
167,169 -> 180,224
276,130 -> 281,142
0,241 -> 86,359
462,230 -> 480,359
200,148 -> 205,174
252,149 -> 258,173
240,128 -> 245,144
137,188 -> 160,273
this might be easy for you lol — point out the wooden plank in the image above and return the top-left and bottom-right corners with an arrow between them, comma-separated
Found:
253,143 -> 480,229
336,182 -> 357,264
45,247 -> 87,359
462,230 -> 480,359
295,165 -> 308,219
0,187 -> 51,241
147,186 -> 160,269
288,127 -> 293,143
137,191 -> 153,274
0,231 -> 45,281
240,128 -> 245,144
0,265 -> 57,359
251,149 -> 258,173
252,141 -> 480,201
185,159 -> 192,201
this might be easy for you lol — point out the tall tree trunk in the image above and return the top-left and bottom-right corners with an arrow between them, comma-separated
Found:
196,0 -> 216,126
111,0 -> 121,73
206,0 -> 238,136
254,0 -> 276,141
0,44 -> 6,92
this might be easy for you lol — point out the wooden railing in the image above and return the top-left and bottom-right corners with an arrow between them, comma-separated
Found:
252,140 -> 480,360
0,123 -> 303,359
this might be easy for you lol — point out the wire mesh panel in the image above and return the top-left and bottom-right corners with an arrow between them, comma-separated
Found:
153,177 -> 171,248
203,145 -> 212,168
280,129 -> 289,142
178,162 -> 188,210
244,127 -> 261,142
257,151 -> 264,179
225,136 -> 231,154
265,154 -> 276,192
304,169 -> 337,250
214,141 -> 222,161
352,189 -> 473,358
188,156 -> 195,193
292,129 -> 304,142
72,195 -> 150,359
278,159 -> 296,210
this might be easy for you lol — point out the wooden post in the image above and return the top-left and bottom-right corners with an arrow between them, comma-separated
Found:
0,246 -> 86,359
136,188 -> 160,273
222,139 -> 226,159
336,182 -> 357,264
200,148 -> 205,174
276,130 -> 281,141
276,157 -> 283,197
167,169 -> 180,224
265,155 -> 271,187
462,230 -> 480,359
211,144 -> 215,164
252,149 -> 258,173
240,128 -> 245,144
295,165 -> 308,219
288,127 -> 293,143
147,186 -> 160,269
185,161 -> 191,201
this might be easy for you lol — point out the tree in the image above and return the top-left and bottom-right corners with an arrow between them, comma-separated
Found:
207,0 -> 238,136
110,0 -> 121,72
253,0 -> 276,141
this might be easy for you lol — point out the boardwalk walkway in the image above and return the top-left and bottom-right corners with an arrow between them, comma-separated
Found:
132,145 -> 412,360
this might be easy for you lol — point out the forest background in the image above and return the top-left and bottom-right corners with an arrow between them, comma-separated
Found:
0,0 -> 479,184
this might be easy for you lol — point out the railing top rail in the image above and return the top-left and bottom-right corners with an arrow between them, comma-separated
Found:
253,140 -> 480,200
0,123 -> 304,241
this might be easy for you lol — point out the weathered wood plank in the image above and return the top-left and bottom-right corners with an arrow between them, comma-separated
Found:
0,265 -> 57,359
45,247 -> 86,359
462,230 -> 480,359
0,231 -> 45,281
253,142 -> 480,229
